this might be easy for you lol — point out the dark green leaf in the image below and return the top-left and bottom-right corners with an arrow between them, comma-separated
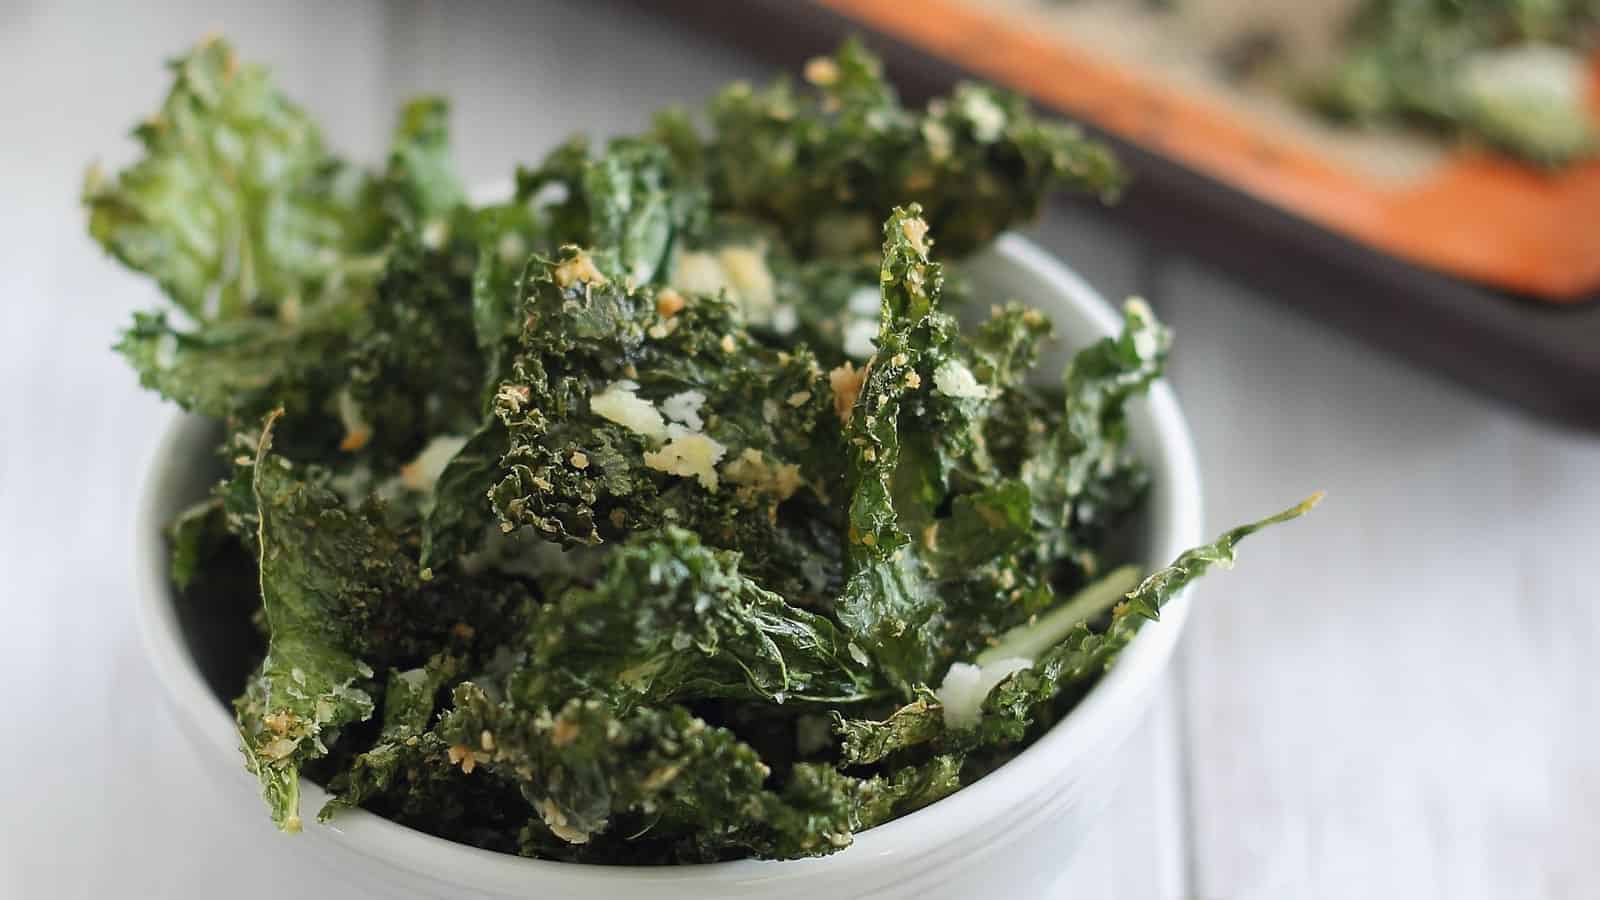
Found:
383,97 -> 466,226
114,306 -> 355,422
1023,299 -> 1169,576
513,527 -> 875,709
101,34 -> 1325,865
236,414 -> 395,831
84,37 -> 380,321
693,39 -> 1125,257
1308,0 -> 1598,164
167,497 -> 226,591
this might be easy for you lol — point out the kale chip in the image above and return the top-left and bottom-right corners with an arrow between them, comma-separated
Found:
91,37 -> 1315,863
1309,0 -> 1599,164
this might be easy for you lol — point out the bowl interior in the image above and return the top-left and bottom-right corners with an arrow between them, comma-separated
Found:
134,234 -> 1203,894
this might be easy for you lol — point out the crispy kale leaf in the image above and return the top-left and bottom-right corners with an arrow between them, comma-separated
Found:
682,39 -> 1125,257
105,36 -> 1324,865
167,497 -> 228,591
833,205 -> 958,687
383,97 -> 467,226
511,138 -> 708,287
835,496 -> 1322,760
419,420 -> 506,571
471,244 -> 845,600
835,693 -> 945,766
1310,0 -> 1599,164
1024,298 -> 1169,575
84,38 -> 380,321
510,527 -> 874,709
236,413 -> 534,832
102,77 -> 489,462
832,211 -> 1092,685
438,686 -> 831,855
112,299 -> 360,426
433,685 -> 954,860
582,141 -> 707,285
235,416 -> 390,832
973,493 -> 1323,745
419,141 -> 715,568
341,231 -> 481,467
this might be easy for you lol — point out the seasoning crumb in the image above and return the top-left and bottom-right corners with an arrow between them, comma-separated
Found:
804,56 -> 839,86
551,718 -> 581,747
899,216 -> 930,254
339,425 -> 372,452
448,743 -> 477,774
828,361 -> 867,424
655,288 -> 686,318
553,251 -> 607,288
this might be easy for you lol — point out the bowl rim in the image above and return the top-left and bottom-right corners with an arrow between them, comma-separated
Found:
132,232 -> 1204,893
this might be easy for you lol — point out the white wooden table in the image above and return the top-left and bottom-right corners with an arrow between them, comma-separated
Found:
3,2 -> 1595,897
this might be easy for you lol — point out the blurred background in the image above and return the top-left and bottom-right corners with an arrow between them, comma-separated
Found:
2,1 -> 1596,898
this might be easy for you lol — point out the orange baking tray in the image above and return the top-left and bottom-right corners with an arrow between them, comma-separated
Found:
818,0 -> 1600,303
637,0 -> 1600,429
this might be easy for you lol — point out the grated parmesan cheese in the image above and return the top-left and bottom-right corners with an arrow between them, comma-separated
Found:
935,658 -> 1034,730
399,434 -> 470,492
961,90 -> 1007,143
590,380 -> 666,441
718,246 -> 776,317
828,361 -> 867,424
553,251 -> 607,288
899,216 -> 930,255
933,359 -> 989,399
846,286 -> 880,315
672,244 -> 778,325
921,119 -> 953,161
539,798 -> 593,845
672,251 -> 724,297
843,319 -> 879,360
643,425 -> 726,490
336,388 -> 373,452
1126,298 -> 1159,359
771,304 -> 799,335
722,448 -> 803,501
661,390 -> 706,431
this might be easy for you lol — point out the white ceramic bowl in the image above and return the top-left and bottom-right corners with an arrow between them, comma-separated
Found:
134,234 -> 1203,899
